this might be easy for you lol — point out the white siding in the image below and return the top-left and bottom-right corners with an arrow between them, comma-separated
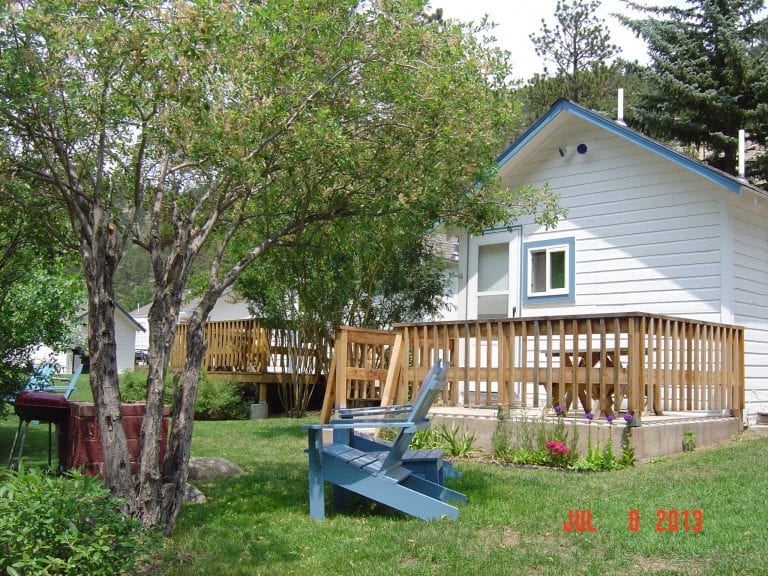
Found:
731,190 -> 768,422
115,314 -> 139,374
501,120 -> 725,323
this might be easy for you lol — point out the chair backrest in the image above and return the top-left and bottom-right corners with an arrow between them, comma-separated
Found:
377,360 -> 449,476
45,364 -> 83,399
406,360 -> 449,423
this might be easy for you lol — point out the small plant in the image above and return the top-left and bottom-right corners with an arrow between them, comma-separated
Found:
491,412 -> 514,461
682,429 -> 697,452
436,423 -> 478,458
410,427 -> 440,450
410,423 -> 478,457
545,440 -> 572,467
620,414 -> 636,467
0,466 -> 158,575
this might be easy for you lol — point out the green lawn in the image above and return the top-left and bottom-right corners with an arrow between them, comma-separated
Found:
2,410 -> 768,575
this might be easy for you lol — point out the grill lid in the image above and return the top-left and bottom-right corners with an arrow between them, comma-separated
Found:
14,391 -> 71,422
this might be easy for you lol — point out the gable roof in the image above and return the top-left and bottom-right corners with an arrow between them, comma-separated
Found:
115,303 -> 145,332
497,99 -> 768,197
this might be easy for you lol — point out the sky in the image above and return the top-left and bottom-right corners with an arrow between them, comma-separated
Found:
433,0 -> 662,81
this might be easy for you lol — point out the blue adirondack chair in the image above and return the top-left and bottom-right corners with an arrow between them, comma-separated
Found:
303,360 -> 467,520
44,364 -> 82,399
335,374 -> 461,485
2,363 -> 56,405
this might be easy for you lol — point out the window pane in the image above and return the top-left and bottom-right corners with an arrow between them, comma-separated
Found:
478,294 -> 508,319
550,250 -> 566,289
478,244 -> 508,292
531,250 -> 546,293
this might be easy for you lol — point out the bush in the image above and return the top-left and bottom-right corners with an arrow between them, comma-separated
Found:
195,378 -> 249,421
0,467 -> 158,576
119,370 -> 173,403
119,370 -> 249,420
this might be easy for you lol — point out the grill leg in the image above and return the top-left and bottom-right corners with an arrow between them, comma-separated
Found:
7,419 -> 30,470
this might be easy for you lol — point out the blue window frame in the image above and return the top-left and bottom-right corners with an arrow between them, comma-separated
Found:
522,237 -> 575,304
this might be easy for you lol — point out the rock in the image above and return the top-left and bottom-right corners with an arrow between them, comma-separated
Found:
187,456 -> 242,481
183,483 -> 207,504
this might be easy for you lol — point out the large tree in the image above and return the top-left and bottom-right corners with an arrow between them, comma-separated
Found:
618,0 -> 768,181
0,0 -> 561,533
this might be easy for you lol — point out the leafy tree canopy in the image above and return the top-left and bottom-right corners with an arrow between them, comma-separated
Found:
0,185 -> 83,406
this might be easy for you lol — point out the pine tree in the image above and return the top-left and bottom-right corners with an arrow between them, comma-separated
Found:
529,0 -> 619,102
618,0 -> 768,182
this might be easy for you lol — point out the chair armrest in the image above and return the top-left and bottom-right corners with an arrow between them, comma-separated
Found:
302,419 -> 414,431
336,404 -> 413,419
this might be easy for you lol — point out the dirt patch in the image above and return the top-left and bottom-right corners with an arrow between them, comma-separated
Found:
632,554 -> 704,574
501,528 -> 520,548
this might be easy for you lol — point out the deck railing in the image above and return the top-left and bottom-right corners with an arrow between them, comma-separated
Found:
323,313 -> 744,423
171,319 -> 331,379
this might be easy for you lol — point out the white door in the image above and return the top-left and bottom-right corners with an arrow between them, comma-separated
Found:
466,228 -> 521,320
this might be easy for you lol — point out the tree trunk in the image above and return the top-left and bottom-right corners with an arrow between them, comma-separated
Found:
134,287 -> 185,529
157,304 -> 212,533
82,224 -> 133,506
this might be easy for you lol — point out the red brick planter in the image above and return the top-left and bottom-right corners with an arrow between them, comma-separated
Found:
59,402 -> 169,476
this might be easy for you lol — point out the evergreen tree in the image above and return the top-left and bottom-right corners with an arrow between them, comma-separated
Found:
529,0 -> 619,102
618,0 -> 768,182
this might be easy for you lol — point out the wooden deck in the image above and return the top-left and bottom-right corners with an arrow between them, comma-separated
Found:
171,320 -> 330,402
321,313 -> 745,425
167,314 -> 744,426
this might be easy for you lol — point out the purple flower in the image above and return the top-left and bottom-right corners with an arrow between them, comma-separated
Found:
606,415 -> 614,424
623,413 -> 634,423
554,405 -> 563,415
585,412 -> 594,421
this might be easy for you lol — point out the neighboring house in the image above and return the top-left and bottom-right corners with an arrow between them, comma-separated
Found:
441,99 -> 768,424
113,303 -> 146,373
32,302 -> 144,374
132,287 -> 253,352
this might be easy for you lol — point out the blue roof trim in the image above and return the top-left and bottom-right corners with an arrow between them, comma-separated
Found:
496,99 -> 764,195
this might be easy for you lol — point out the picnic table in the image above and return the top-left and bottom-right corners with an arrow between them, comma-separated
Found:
547,348 -> 628,416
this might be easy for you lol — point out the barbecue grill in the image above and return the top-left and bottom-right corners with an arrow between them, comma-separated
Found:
8,391 -> 71,470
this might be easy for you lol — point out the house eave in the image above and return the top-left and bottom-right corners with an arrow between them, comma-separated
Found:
497,99 -> 768,197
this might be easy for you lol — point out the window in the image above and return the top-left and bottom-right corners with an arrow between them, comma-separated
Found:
523,238 -> 575,303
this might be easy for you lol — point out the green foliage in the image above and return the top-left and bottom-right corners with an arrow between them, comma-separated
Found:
0,467 -> 158,576
195,378 -> 249,421
619,0 -> 768,182
683,429 -> 697,452
408,423 -> 478,457
120,371 -> 248,420
492,411 -> 633,471
529,0 -> 619,102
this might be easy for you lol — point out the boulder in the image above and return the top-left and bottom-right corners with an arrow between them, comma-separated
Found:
183,483 -> 207,504
187,456 -> 242,481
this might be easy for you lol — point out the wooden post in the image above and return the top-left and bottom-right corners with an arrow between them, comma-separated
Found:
334,328 -> 348,411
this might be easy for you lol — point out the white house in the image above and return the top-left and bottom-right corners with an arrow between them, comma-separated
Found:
32,302 -> 144,374
132,287 -> 253,352
442,99 -> 768,424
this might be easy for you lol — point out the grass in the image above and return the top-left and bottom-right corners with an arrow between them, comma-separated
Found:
3,405 -> 768,575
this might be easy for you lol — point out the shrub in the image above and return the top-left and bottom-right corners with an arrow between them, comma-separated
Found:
120,370 -> 249,420
0,467 -> 158,576
119,370 -> 173,403
195,378 -> 249,421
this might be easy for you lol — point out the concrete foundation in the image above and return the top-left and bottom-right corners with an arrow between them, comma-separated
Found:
429,407 -> 742,462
